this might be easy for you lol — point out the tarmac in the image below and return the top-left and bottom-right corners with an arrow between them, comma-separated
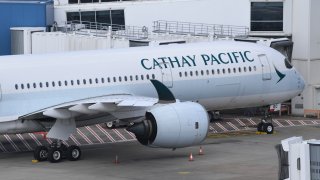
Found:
0,115 -> 319,180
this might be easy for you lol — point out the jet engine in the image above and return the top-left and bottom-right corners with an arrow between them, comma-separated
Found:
127,102 -> 209,148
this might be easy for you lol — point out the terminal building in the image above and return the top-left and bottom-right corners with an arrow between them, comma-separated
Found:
0,0 -> 319,116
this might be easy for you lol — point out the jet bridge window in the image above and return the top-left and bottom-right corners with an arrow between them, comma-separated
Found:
251,2 -> 283,31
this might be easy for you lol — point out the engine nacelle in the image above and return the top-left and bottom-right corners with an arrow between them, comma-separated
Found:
127,102 -> 209,148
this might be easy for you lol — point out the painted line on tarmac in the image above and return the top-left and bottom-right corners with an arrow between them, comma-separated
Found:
4,135 -> 20,152
69,135 -> 81,146
77,129 -> 93,145
28,133 -> 42,146
273,119 -> 284,127
16,134 -> 32,151
216,123 -> 228,132
85,126 -> 105,144
113,129 -> 127,141
227,122 -> 239,131
96,124 -> 116,142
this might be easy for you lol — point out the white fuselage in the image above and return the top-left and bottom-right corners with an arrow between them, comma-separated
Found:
0,41 -> 305,125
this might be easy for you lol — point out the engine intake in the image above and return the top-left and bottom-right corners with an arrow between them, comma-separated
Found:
127,102 -> 209,148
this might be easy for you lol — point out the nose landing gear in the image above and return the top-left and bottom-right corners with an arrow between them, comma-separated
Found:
257,114 -> 274,134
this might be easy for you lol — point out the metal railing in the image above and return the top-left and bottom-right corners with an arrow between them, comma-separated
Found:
153,20 -> 249,38
64,20 -> 149,40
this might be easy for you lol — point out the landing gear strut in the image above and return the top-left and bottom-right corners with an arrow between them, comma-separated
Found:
257,113 -> 274,134
33,140 -> 81,163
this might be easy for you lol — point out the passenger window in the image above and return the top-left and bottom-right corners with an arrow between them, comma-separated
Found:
119,77 -> 122,82
101,78 -> 105,83
89,79 -> 92,84
124,76 -> 128,81
64,81 -> 68,86
21,84 -> 24,89
249,66 -> 252,72
95,78 -> 98,84
195,71 -> 199,76
46,82 -> 49,87
135,75 -> 139,81
146,75 -> 150,80
217,69 -> 220,74
200,70 -> 204,76
107,77 -> 111,83
58,81 -> 62,86
212,69 -> 215,75
27,83 -> 30,89
233,68 -> 236,73
238,67 -> 242,73
141,75 -> 144,80
15,84 -> 18,90
83,79 -> 86,85
228,68 -> 231,73
190,71 -> 193,76
254,66 -> 257,71
33,83 -> 36,88
222,69 -> 225,74
152,74 -> 155,79
77,80 -> 80,85
113,77 -> 116,82
71,80 -> 74,86
179,72 -> 182,77
39,82 -> 43,88
130,76 -> 133,81
206,70 -> 209,75
185,72 -> 188,77
244,67 -> 247,72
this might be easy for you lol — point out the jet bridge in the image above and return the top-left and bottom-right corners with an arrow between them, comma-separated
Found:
276,137 -> 320,180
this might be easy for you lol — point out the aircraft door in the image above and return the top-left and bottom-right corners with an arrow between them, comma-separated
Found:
258,54 -> 272,80
160,62 -> 173,88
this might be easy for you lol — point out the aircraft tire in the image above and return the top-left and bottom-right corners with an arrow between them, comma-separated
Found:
263,123 -> 274,134
34,146 -> 48,161
257,122 -> 263,132
48,147 -> 62,163
67,145 -> 81,161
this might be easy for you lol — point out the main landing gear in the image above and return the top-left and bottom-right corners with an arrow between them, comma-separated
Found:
257,114 -> 274,134
34,141 -> 81,163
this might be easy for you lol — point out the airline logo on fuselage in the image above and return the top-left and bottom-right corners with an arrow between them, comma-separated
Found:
141,51 -> 254,70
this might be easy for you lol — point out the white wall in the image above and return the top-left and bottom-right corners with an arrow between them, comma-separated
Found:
54,0 -> 251,30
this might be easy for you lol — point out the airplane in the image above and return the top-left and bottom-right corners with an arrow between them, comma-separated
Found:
0,40 -> 305,163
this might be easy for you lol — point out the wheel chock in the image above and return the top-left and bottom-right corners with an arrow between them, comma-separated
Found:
31,159 -> 39,163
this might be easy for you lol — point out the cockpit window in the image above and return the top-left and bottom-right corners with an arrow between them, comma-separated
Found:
284,58 -> 293,69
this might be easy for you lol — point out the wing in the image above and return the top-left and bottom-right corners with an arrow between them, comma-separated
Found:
19,80 -> 175,140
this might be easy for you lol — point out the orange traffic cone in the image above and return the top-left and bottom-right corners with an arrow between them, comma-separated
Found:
199,146 -> 204,155
189,153 -> 194,161
114,155 -> 119,164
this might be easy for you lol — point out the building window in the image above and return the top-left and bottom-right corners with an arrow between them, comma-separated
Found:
67,10 -> 125,26
68,0 -> 78,4
251,2 -> 283,31
80,0 -> 98,3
